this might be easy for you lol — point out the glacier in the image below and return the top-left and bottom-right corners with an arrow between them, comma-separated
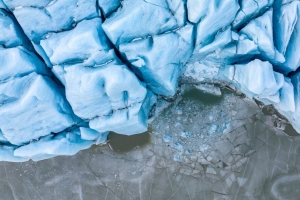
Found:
0,0 -> 299,162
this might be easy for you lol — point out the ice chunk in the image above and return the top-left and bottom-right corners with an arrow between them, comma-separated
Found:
190,27 -> 232,62
102,0 -> 185,45
163,134 -> 172,143
40,18 -> 114,66
119,24 -> 195,96
291,72 -> 300,113
232,60 -> 284,99
276,78 -> 295,112
240,9 -> 285,69
0,9 -> 31,48
80,127 -> 108,144
203,33 -> 259,65
0,47 -> 50,81
273,1 -> 300,73
89,91 -> 156,135
10,0 -> 99,41
280,72 -> 300,133
233,0 -> 274,29
2,0 -> 52,10
98,0 -> 120,18
174,142 -> 184,151
0,1 -> 7,9
14,129 -> 93,161
0,145 -> 29,162
0,72 -> 76,145
190,0 -> 239,51
62,63 -> 148,120
0,129 -> 8,143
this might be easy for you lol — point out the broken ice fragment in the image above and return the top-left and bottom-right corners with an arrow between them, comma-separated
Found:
163,134 -> 172,143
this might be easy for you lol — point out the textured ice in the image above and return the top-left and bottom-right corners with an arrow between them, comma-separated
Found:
0,0 -> 300,162
102,0 -> 185,45
0,72 -> 76,145
14,128 -> 94,161
40,18 -> 114,66
119,24 -> 194,96
0,9 -> 30,48
98,0 -> 120,18
5,0 -> 99,41
189,0 -> 239,60
0,47 -> 50,81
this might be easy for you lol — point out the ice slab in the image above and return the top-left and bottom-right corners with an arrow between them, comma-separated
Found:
98,0 -> 120,18
10,0 -> 99,41
239,9 -> 285,69
2,0 -> 52,10
79,127 -> 108,144
276,78 -> 295,112
62,63 -> 148,120
0,46 -> 50,81
201,32 -> 259,65
0,73 -> 76,145
102,0 -> 185,45
217,59 -> 284,104
119,24 -> 195,96
233,0 -> 274,29
0,145 -> 29,162
0,129 -> 8,143
89,90 -> 156,135
273,1 -> 300,73
189,0 -> 239,60
40,18 -> 115,66
14,129 -> 94,161
0,1 -> 7,9
0,9 -> 31,48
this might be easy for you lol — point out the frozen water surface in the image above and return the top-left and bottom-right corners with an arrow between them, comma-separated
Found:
1,84 -> 300,199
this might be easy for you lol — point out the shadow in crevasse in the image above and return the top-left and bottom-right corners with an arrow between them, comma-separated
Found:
107,128 -> 152,153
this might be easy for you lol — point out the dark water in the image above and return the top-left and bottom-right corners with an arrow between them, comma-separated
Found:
182,87 -> 224,105
284,124 -> 299,136
107,129 -> 151,153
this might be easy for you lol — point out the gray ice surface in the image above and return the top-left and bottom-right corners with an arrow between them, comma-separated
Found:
1,83 -> 300,200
